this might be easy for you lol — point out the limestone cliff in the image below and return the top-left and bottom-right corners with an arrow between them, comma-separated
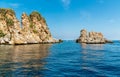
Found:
76,29 -> 113,44
0,8 -> 60,45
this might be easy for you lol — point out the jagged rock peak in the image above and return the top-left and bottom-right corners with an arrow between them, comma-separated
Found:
0,8 -> 15,16
21,12 -> 30,28
30,11 -> 42,21
0,8 -> 61,45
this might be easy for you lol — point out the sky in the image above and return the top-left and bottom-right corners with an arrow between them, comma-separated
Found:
0,0 -> 120,40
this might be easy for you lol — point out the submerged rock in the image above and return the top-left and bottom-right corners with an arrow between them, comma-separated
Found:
76,29 -> 113,44
0,8 -> 61,45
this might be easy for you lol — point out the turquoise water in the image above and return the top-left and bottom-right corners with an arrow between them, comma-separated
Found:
0,41 -> 120,77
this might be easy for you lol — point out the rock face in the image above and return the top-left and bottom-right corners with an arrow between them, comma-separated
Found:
0,8 -> 60,45
76,29 -> 113,44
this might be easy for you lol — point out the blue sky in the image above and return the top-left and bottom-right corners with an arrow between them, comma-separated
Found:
0,0 -> 120,40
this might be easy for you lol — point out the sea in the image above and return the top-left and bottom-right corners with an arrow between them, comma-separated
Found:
0,40 -> 120,77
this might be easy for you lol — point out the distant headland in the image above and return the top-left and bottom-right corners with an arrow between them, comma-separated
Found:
0,8 -> 61,45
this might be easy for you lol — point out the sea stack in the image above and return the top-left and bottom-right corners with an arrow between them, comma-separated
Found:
76,29 -> 113,44
0,8 -> 60,45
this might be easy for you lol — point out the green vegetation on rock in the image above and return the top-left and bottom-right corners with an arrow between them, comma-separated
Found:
30,23 -> 34,28
0,8 -> 15,16
33,29 -> 38,33
0,8 -> 15,26
0,18 -> 4,20
45,36 -> 49,39
6,18 -> 14,26
30,11 -> 42,21
0,30 -> 6,37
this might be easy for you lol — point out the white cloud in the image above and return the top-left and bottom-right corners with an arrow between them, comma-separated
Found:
0,2 -> 20,8
9,3 -> 20,8
61,0 -> 71,9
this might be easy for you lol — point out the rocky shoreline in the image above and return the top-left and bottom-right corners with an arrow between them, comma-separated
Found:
76,29 -> 113,44
0,8 -> 61,45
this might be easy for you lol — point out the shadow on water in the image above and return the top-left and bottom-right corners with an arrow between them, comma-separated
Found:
81,43 -> 104,50
80,43 -> 105,62
0,44 -> 52,77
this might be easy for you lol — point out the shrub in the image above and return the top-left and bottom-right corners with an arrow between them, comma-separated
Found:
0,8 -> 7,16
33,29 -> 38,33
6,18 -> 14,26
45,36 -> 49,39
0,18 -> 4,20
8,9 -> 15,15
0,8 -> 15,16
30,11 -> 42,21
0,30 -> 6,37
30,23 -> 35,28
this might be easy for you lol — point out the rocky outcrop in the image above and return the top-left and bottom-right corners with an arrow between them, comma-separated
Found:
76,29 -> 113,44
0,8 -> 60,45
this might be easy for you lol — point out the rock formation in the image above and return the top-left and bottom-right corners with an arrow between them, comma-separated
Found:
76,29 -> 113,44
0,8 -> 60,45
